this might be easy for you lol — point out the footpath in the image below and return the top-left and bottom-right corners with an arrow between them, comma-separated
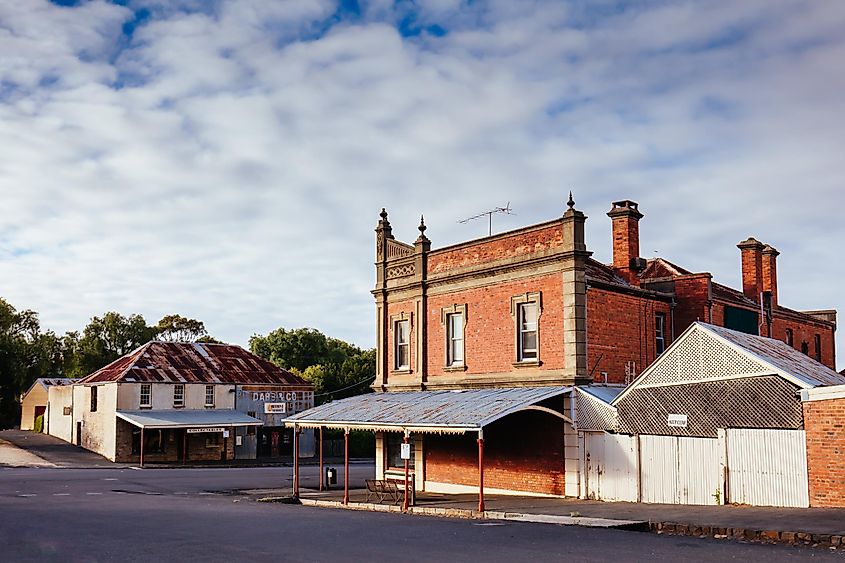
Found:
263,488 -> 845,550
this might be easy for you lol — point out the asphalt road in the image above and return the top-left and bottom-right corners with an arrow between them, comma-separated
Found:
1,466 -> 840,562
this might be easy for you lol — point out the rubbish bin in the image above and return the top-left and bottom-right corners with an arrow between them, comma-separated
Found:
326,467 -> 337,488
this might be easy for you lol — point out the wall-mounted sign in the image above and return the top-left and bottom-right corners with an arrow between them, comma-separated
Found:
400,443 -> 411,460
667,414 -> 688,428
264,403 -> 286,414
252,391 -> 300,402
223,430 -> 230,438
187,427 -> 224,434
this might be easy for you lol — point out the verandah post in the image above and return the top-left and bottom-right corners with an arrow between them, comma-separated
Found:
478,428 -> 485,513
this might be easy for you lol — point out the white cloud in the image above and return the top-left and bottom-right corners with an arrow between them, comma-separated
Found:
0,0 -> 843,367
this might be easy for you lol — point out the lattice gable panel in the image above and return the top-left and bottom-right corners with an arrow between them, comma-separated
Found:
576,392 -> 618,431
637,328 -> 771,388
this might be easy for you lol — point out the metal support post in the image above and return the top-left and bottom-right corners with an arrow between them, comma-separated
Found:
403,431 -> 410,512
319,426 -> 324,491
343,428 -> 350,505
477,429 -> 485,513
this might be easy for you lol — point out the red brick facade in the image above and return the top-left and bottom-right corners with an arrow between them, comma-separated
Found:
804,397 -> 845,507
425,411 -> 566,496
374,198 -> 837,389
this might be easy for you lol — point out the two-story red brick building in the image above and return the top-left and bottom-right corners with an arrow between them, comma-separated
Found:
289,196 -> 836,505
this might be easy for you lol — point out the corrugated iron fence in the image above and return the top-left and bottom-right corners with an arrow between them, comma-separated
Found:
584,429 -> 808,507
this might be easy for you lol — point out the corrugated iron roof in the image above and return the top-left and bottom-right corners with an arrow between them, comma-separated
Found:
577,385 -> 625,405
704,323 -> 845,388
116,409 -> 262,429
80,341 -> 310,386
285,386 -> 571,431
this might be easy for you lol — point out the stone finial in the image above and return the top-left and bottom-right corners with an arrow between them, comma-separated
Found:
415,214 -> 429,244
567,191 -> 575,210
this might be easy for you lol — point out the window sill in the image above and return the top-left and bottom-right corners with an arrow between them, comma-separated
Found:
512,360 -> 541,368
139,405 -> 152,410
173,405 -> 184,409
204,406 -> 216,409
443,365 -> 467,372
391,369 -> 412,376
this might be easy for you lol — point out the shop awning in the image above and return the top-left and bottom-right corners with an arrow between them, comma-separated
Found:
284,386 -> 572,434
116,409 -> 263,429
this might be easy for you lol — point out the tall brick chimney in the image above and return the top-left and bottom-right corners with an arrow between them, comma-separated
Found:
762,244 -> 779,308
607,200 -> 645,284
737,237 -> 764,302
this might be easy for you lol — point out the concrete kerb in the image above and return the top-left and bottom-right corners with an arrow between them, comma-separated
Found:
297,498 -> 648,530
295,498 -> 843,549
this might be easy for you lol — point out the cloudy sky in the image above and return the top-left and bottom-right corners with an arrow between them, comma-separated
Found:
1,0 -> 843,366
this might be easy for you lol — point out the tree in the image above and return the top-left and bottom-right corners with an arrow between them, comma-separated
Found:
155,314 -> 208,342
77,312 -> 157,375
250,327 -> 375,404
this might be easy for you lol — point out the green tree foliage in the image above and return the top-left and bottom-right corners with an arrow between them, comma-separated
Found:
250,328 -> 374,404
0,303 -> 217,429
156,314 -> 208,342
76,312 -> 157,375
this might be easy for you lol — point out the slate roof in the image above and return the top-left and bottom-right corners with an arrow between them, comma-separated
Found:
79,341 -> 309,386
285,386 -> 571,432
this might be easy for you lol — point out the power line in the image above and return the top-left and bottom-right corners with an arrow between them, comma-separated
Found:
314,375 -> 375,398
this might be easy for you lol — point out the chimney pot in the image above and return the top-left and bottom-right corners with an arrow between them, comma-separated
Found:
737,237 -> 764,302
608,199 -> 644,284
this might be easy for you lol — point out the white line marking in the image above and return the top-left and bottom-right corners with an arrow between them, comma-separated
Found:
18,494 -> 36,497
174,492 -> 189,495
129,467 -> 143,471
86,492 -> 103,495
103,478 -> 118,481
52,493 -> 70,496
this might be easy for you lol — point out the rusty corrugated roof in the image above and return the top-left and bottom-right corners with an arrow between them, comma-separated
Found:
79,341 -> 310,386
704,323 -> 845,388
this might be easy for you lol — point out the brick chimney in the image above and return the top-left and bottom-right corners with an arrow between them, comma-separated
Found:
737,237 -> 764,302
607,200 -> 645,284
762,244 -> 779,308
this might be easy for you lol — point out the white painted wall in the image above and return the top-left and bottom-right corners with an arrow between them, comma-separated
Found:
73,383 -> 118,461
116,383 -> 235,410
47,385 -> 74,443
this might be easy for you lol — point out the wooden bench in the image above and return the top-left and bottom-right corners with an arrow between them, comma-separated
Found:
365,479 -> 404,505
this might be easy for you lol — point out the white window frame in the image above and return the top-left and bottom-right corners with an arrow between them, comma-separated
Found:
173,384 -> 184,408
441,304 -> 468,370
140,384 -> 151,408
511,292 -> 542,365
394,319 -> 410,371
655,313 -> 666,355
205,385 -> 215,408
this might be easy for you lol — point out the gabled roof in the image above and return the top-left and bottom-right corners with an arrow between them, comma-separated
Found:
285,386 -> 572,433
80,341 -> 309,386
22,377 -> 76,398
614,322 -> 845,405
640,257 -> 693,279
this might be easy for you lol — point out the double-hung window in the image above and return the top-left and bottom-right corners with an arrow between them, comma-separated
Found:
518,302 -> 538,362
173,384 -> 184,408
447,312 -> 464,366
90,386 -> 98,413
140,384 -> 151,408
655,313 -> 666,355
205,385 -> 215,408
785,328 -> 794,347
511,292 -> 541,365
394,319 -> 410,370
815,334 -> 822,362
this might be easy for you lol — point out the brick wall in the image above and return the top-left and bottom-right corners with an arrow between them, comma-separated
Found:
804,398 -> 845,507
771,318 -> 836,370
426,273 -> 565,378
587,287 -> 672,384
115,420 -> 235,464
671,275 -> 712,332
427,222 -> 563,275
425,411 -> 566,496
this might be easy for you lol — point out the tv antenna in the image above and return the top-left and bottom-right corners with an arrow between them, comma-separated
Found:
458,203 -> 515,236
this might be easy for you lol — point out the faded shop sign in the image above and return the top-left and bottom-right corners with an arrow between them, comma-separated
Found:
251,391 -> 301,402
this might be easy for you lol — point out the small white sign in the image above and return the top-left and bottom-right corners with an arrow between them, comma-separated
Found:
223,430 -> 230,438
667,414 -> 688,428
400,443 -> 411,460
264,402 -> 286,414
235,435 -> 242,446
187,427 -> 225,434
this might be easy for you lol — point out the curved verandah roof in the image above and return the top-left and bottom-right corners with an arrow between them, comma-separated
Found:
284,386 -> 572,434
